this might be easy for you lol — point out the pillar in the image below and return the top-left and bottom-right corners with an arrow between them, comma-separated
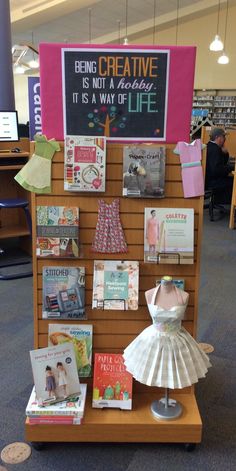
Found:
0,0 -> 15,110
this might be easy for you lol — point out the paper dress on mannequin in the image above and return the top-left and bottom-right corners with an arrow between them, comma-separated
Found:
123,283 -> 211,389
174,139 -> 205,198
15,134 -> 60,193
92,199 -> 127,253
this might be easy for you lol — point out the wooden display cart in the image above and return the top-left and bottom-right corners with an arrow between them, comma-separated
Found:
25,142 -> 204,449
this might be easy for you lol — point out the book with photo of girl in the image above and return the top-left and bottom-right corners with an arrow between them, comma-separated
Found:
30,343 -> 80,405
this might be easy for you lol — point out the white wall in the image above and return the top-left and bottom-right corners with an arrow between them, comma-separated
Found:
12,5 -> 236,121
13,72 -> 39,123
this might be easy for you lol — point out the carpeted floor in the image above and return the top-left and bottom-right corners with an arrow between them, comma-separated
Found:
0,213 -> 235,471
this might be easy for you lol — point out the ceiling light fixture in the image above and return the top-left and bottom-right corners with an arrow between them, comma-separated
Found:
209,0 -> 224,51
123,0 -> 129,45
176,0 -> 179,45
218,0 -> 229,64
28,32 -> 39,69
152,0 -> 157,45
14,64 -> 25,74
88,8 -> 92,44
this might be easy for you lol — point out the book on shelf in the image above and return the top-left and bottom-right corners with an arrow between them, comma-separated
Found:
64,135 -> 106,192
92,353 -> 133,410
144,208 -> 194,264
123,145 -> 165,198
36,206 -> 79,258
26,384 -> 87,418
48,324 -> 92,377
30,343 -> 81,405
92,260 -> 139,310
28,417 -> 82,425
42,266 -> 85,320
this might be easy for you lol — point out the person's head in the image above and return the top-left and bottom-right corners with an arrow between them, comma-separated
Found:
57,362 -> 63,370
209,128 -> 226,148
46,365 -> 52,372
151,210 -> 156,217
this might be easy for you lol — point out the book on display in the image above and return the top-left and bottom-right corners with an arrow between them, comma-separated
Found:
30,343 -> 81,405
42,266 -> 85,320
92,260 -> 139,310
26,384 -> 87,417
123,145 -> 166,198
64,135 -> 106,192
36,205 -> 79,258
144,208 -> 194,264
48,324 -> 93,377
92,353 -> 133,410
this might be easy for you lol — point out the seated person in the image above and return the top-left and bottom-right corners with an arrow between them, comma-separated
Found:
206,127 -> 234,204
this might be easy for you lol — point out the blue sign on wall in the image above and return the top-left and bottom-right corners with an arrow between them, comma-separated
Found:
28,77 -> 42,139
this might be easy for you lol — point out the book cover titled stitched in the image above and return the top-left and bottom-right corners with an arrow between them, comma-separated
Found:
123,145 -> 166,198
48,324 -> 92,377
144,207 -> 194,264
92,353 -> 132,410
64,135 -> 106,192
36,206 -> 79,258
92,260 -> 139,310
42,266 -> 85,320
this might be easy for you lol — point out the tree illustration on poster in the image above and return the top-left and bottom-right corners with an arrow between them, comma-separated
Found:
62,48 -> 170,141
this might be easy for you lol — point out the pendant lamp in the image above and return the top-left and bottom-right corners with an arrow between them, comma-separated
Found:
218,0 -> 229,64
123,0 -> 129,45
209,0 -> 224,51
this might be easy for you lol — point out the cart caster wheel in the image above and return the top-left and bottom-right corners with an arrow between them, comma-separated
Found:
184,443 -> 196,452
31,442 -> 44,451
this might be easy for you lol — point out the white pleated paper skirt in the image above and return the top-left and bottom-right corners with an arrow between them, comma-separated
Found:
123,325 -> 211,389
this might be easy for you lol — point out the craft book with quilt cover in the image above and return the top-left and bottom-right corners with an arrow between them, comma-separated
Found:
30,343 -> 80,405
42,266 -> 85,320
64,135 -> 106,192
92,260 -> 139,310
123,145 -> 165,198
36,205 -> 79,258
144,207 -> 194,264
26,383 -> 87,417
48,324 -> 92,377
92,353 -> 132,410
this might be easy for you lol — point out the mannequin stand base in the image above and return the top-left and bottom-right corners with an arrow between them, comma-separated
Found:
151,398 -> 182,420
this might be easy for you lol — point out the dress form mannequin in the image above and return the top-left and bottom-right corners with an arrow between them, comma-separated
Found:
123,275 -> 211,421
145,276 -> 189,311
147,276 -> 188,420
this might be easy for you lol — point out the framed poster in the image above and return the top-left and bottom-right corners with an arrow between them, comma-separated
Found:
39,43 -> 196,142
61,47 -> 169,141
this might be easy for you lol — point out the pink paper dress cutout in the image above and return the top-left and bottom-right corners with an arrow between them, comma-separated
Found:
174,139 -> 205,198
92,199 -> 128,253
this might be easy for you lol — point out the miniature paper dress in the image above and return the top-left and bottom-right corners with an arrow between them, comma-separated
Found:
123,284 -> 211,389
173,139 -> 205,198
15,134 -> 60,193
92,199 -> 127,253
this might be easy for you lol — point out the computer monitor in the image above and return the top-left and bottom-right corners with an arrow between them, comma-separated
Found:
0,111 -> 19,142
